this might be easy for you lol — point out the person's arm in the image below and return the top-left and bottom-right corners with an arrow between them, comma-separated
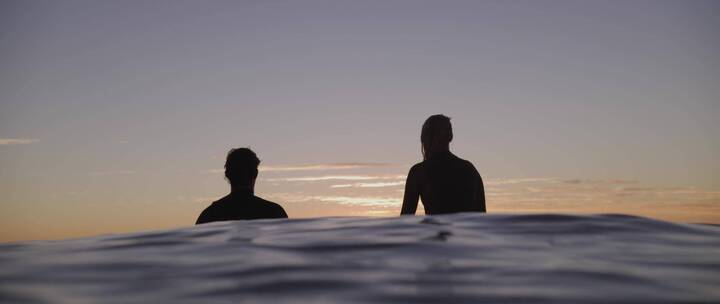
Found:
401,166 -> 419,215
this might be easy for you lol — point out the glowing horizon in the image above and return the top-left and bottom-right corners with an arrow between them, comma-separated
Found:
1,163 -> 718,242
1,0 -> 718,242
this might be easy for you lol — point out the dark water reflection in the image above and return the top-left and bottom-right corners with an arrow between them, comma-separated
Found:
1,213 -> 719,303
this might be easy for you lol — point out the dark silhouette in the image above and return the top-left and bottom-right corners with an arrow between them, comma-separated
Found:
401,115 -> 486,215
196,148 -> 288,224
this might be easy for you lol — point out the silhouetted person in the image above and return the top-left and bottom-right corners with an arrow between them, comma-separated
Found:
196,148 -> 288,224
401,115 -> 486,215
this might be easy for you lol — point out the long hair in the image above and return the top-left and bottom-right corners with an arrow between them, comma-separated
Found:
421,114 -> 453,160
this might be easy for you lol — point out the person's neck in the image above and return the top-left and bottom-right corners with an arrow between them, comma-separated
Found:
429,148 -> 451,158
230,185 -> 254,195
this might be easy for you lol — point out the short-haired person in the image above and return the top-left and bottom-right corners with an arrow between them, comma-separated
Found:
401,115 -> 486,215
196,148 -> 287,224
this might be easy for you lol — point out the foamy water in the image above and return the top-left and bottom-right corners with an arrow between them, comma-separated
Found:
1,214 -> 719,303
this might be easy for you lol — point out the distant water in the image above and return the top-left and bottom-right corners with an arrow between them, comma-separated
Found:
2,214 -> 720,303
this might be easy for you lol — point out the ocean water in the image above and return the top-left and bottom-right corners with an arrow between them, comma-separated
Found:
1,213 -> 719,303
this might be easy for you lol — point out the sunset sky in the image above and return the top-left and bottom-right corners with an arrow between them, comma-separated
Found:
1,0 -> 719,242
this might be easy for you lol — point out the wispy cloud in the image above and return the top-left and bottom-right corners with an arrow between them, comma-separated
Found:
207,163 -> 396,174
264,193 -> 401,207
263,177 -> 720,222
260,163 -> 394,172
562,179 -> 637,184
331,181 -> 405,188
330,184 -> 354,188
485,178 -> 637,186
315,196 -> 402,207
265,175 -> 406,182
485,178 -> 555,186
0,138 -> 39,145
614,186 -> 720,196
617,187 -> 656,192
266,175 -> 377,182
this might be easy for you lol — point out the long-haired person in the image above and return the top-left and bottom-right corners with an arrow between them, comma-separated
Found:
401,115 -> 486,215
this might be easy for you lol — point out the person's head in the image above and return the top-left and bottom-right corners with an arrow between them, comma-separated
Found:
421,114 -> 453,160
224,148 -> 260,190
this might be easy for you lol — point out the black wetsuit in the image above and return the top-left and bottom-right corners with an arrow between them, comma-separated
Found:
196,190 -> 288,224
402,151 -> 485,215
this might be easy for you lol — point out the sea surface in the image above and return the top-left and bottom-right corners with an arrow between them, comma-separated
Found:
1,213 -> 719,303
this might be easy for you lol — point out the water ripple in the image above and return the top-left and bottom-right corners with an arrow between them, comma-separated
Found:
1,213 -> 719,303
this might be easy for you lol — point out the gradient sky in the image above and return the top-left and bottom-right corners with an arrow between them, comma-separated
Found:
1,0 -> 719,242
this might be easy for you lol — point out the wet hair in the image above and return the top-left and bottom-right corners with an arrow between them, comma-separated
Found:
224,148 -> 260,186
421,114 -> 453,160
